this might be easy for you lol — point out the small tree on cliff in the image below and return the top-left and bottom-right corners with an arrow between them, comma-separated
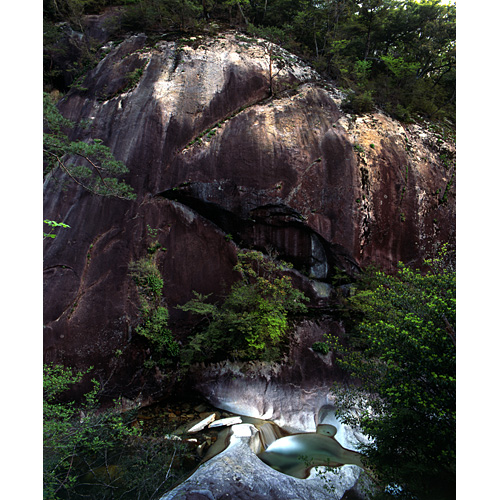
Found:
43,92 -> 136,200
330,245 -> 456,500
247,24 -> 293,96
179,250 -> 309,362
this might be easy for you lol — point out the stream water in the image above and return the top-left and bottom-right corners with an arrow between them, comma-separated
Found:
258,428 -> 364,478
139,394 -> 364,482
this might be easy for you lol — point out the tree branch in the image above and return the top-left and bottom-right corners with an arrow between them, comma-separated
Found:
43,149 -> 91,192
43,149 -> 132,200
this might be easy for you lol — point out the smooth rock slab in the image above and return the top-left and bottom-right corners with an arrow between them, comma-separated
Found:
187,413 -> 217,434
159,424 -> 363,500
208,416 -> 243,428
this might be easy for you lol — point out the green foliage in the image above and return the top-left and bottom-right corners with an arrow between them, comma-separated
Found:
145,224 -> 167,254
129,257 -> 164,306
45,0 -> 109,23
344,89 -> 375,115
353,142 -> 365,153
43,92 -> 136,199
43,364 -> 139,498
380,55 -> 420,80
123,66 -> 145,92
43,219 -> 71,239
354,59 -> 373,84
129,257 -> 180,362
120,0 -> 203,32
129,233 -> 180,365
329,245 -> 456,500
256,0 -> 454,121
136,306 -> 180,358
43,363 -> 189,499
179,250 -> 309,362
44,0 -> 455,123
179,291 -> 218,319
311,341 -> 330,355
43,1 -> 107,92
246,23 -> 294,95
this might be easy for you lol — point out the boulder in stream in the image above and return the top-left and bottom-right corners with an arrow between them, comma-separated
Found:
187,413 -> 217,434
160,424 -> 365,500
208,416 -> 243,428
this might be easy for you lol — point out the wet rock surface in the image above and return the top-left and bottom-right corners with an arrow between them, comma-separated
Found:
160,423 -> 365,500
139,394 -> 370,499
191,318 -> 359,436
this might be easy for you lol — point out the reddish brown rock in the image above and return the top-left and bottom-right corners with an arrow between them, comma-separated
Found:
43,32 -> 455,401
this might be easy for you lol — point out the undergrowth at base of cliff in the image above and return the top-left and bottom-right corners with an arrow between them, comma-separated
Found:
43,364 -> 195,499
328,245 -> 456,500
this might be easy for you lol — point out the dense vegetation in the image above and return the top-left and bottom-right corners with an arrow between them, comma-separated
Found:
329,246 -> 456,499
43,0 -> 455,123
129,225 -> 180,369
44,247 -> 456,499
43,249 -> 309,498
178,250 -> 309,362
43,364 -> 192,499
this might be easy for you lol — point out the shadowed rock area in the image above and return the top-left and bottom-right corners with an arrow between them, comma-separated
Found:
43,31 -> 455,403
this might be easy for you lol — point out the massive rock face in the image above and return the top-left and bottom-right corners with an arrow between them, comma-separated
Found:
43,31 -> 455,400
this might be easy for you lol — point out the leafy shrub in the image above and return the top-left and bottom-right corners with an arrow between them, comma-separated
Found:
120,3 -> 157,32
330,245 -> 456,499
129,253 -> 180,365
311,341 -> 330,355
390,103 -> 413,123
129,257 -> 164,306
43,363 -> 190,499
343,90 -> 375,115
179,251 -> 309,362
43,364 -> 139,498
136,306 -> 180,359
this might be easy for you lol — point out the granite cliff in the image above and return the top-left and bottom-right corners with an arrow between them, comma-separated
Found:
43,31 -> 455,402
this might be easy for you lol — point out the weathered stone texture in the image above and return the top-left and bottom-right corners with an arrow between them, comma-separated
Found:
44,32 -> 455,400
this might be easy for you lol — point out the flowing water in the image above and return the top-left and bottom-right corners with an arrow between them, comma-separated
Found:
139,394 -> 363,481
257,429 -> 364,479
